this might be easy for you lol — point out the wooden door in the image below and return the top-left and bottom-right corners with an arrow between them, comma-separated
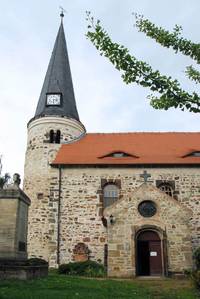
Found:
137,230 -> 163,276
149,241 -> 162,275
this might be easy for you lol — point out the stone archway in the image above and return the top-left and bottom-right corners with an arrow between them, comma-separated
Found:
136,229 -> 165,276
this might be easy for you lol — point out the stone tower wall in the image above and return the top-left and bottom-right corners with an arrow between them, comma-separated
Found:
23,116 -> 85,264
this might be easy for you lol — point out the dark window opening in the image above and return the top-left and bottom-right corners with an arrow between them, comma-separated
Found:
50,130 -> 54,143
55,130 -> 61,144
49,130 -> 61,144
103,184 -> 119,208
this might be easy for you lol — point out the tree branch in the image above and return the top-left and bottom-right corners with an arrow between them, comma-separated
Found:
134,14 -> 200,64
86,13 -> 200,113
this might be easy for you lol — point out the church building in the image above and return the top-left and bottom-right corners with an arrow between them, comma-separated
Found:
23,16 -> 200,277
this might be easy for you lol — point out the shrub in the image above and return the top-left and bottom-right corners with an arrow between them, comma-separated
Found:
58,260 -> 106,277
183,268 -> 193,277
27,258 -> 48,266
191,270 -> 200,289
193,247 -> 200,270
187,248 -> 200,290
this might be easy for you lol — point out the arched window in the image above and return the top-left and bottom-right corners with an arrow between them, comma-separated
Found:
158,183 -> 173,197
49,130 -> 54,143
103,184 -> 119,208
55,130 -> 61,144
49,130 -> 61,144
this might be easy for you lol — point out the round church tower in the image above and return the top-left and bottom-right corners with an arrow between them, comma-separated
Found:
23,18 -> 85,264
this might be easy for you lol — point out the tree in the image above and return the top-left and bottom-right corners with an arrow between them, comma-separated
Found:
86,12 -> 200,113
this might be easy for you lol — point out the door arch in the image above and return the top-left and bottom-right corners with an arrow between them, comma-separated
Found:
136,230 -> 163,276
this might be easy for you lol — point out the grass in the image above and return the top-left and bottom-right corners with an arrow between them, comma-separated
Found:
0,272 -> 199,299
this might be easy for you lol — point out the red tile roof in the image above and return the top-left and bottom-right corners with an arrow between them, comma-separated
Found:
52,132 -> 200,165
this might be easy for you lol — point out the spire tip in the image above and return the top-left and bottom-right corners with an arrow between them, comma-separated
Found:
59,6 -> 66,22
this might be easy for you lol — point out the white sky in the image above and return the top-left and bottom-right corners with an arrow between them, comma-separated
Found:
0,0 -> 200,179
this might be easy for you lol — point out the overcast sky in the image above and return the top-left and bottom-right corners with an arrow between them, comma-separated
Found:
0,0 -> 200,179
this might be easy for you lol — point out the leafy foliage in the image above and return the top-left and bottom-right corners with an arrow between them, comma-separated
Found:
134,14 -> 200,64
0,258 -> 48,267
186,65 -> 200,84
86,11 -> 200,113
27,258 -> 48,266
193,247 -> 200,270
185,248 -> 200,290
134,14 -> 200,85
191,270 -> 200,290
58,260 -> 106,277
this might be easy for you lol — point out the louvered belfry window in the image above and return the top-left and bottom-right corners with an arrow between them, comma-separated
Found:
49,130 -> 61,144
103,184 -> 119,208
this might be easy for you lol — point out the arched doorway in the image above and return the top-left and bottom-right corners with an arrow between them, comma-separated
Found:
137,230 -> 163,276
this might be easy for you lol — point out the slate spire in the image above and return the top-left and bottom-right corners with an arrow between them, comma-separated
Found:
34,20 -> 80,121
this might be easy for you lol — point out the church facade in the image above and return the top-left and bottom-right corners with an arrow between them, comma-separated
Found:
23,19 -> 200,277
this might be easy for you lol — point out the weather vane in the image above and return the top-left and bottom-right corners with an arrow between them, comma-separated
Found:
59,6 -> 67,20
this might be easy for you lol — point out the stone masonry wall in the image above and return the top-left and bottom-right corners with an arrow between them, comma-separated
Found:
23,116 -> 85,266
0,199 -> 17,258
56,167 -> 200,269
104,183 -> 192,277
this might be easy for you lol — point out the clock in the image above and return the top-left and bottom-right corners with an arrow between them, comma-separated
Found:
46,94 -> 61,106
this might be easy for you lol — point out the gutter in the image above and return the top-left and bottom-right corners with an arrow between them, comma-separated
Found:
51,163 -> 200,169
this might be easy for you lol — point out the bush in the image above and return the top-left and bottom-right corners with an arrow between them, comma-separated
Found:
191,270 -> 200,289
193,247 -> 200,270
183,268 -> 193,277
27,258 -> 48,266
58,260 -> 106,277
187,248 -> 200,290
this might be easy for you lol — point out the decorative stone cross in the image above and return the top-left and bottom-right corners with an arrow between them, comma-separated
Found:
140,170 -> 151,183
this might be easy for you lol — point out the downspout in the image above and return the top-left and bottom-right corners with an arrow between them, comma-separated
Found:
163,227 -> 169,277
57,164 -> 62,265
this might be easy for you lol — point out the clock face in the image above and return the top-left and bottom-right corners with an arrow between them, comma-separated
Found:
46,94 -> 61,106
